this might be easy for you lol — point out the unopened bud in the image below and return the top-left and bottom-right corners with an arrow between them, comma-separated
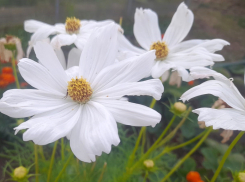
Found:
173,102 -> 187,114
143,159 -> 154,169
13,166 -> 27,180
239,172 -> 245,182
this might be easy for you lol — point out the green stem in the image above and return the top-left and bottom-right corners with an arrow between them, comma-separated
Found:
161,127 -> 213,182
61,138 -> 65,161
127,98 -> 157,167
11,54 -> 20,89
153,129 -> 206,161
39,146 -> 46,161
141,128 -> 146,154
143,171 -> 149,182
210,131 -> 245,182
156,107 -> 192,148
54,154 -> 73,182
34,144 -> 39,182
47,141 -> 58,182
98,162 -> 107,182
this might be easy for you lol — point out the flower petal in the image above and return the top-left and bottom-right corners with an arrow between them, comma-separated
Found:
29,26 -> 56,46
93,79 -> 163,100
98,99 -> 161,127
18,58 -> 67,95
134,8 -> 161,50
79,23 -> 118,82
181,80 -> 245,111
91,51 -> 155,92
0,89 -> 71,118
163,2 -> 194,46
51,34 -> 77,50
24,19 -> 50,33
34,41 -> 68,90
55,48 -> 66,70
15,104 -> 80,145
67,48 -> 81,69
70,101 -> 120,161
193,108 -> 245,130
152,61 -> 174,79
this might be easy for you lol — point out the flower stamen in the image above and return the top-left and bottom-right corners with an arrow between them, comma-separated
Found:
65,17 -> 81,34
67,77 -> 93,103
150,41 -> 169,60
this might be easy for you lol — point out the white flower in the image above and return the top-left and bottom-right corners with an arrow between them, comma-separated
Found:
118,2 -> 229,82
25,17 -> 122,57
180,67 -> 245,130
0,23 -> 163,162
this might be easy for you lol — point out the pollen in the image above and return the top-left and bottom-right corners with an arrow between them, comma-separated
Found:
150,41 -> 169,59
65,17 -> 81,34
67,77 -> 93,103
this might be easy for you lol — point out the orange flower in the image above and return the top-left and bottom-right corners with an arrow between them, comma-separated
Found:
0,80 -> 8,88
188,80 -> 194,86
186,171 -> 201,182
0,73 -> 15,84
161,33 -> 164,39
2,67 -> 13,74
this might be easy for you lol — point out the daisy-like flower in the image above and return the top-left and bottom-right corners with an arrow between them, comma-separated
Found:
181,67 -> 245,130
25,17 -> 122,57
0,23 -> 163,162
118,2 -> 229,82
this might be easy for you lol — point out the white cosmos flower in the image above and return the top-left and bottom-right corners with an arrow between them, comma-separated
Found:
0,23 -> 163,162
118,2 -> 229,82
25,17 -> 122,57
180,67 -> 245,131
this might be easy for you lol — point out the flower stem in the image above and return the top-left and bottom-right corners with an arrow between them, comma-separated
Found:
153,129 -> 206,161
61,138 -> 65,161
54,154 -> 73,182
34,144 -> 39,182
210,131 -> 245,182
160,127 -> 212,182
11,53 -> 20,89
127,98 -> 157,167
47,141 -> 58,182
98,162 -> 107,182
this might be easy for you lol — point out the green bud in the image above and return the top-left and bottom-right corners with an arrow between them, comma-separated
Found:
143,159 -> 154,169
173,102 -> 187,114
13,166 -> 27,180
239,172 -> 245,182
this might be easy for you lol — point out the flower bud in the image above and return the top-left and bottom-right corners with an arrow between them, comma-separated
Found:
238,172 -> 245,182
143,159 -> 154,169
13,166 -> 27,180
173,102 -> 186,114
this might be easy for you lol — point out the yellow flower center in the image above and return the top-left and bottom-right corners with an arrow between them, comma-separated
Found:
65,17 -> 81,34
150,41 -> 169,60
67,77 -> 93,103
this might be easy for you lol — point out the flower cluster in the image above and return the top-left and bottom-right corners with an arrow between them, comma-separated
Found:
0,1 -> 232,164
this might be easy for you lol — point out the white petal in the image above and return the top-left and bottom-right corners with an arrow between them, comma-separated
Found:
0,89 -> 71,118
70,101 -> 120,161
193,108 -> 245,130
51,34 -> 77,50
93,79 -> 164,100
181,80 -> 245,111
98,99 -> 161,127
191,39 -> 230,53
161,70 -> 170,83
67,48 -> 81,69
189,67 -> 228,81
54,23 -> 66,34
29,26 -> 56,46
65,66 -> 79,80
55,48 -> 66,70
163,2 -> 194,46
91,51 -> 155,92
134,8 -> 161,50
18,58 -> 66,95
170,39 -> 207,53
24,20 -> 50,33
34,42 -> 68,90
152,61 -> 174,79
175,67 -> 193,82
79,23 -> 118,82
15,104 -> 80,145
